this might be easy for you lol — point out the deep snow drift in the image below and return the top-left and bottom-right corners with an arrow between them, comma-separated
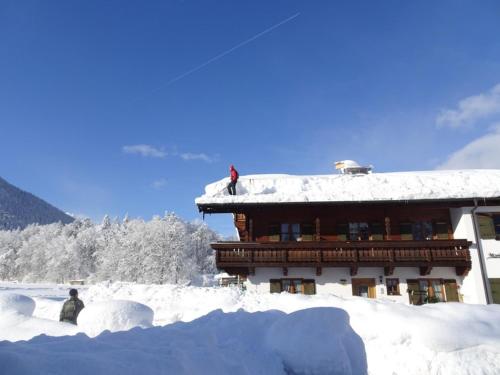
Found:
1,282 -> 500,375
195,169 -> 500,204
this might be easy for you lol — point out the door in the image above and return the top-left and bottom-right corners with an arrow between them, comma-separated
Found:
490,279 -> 500,304
352,278 -> 376,298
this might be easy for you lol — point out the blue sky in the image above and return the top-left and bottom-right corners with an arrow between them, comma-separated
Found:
2,0 -> 500,236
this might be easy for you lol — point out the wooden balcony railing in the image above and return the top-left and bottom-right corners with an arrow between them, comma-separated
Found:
212,240 -> 471,277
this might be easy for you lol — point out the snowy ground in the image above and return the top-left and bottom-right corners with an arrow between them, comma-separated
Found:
1,281 -> 500,375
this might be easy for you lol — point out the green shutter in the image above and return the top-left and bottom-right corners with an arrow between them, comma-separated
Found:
303,280 -> 316,295
407,280 -> 421,305
478,215 -> 495,239
435,222 -> 449,240
269,225 -> 280,242
371,223 -> 384,240
400,223 -> 413,240
444,280 -> 460,302
337,224 -> 348,241
270,279 -> 281,293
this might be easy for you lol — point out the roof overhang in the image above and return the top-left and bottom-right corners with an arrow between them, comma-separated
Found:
197,197 -> 500,214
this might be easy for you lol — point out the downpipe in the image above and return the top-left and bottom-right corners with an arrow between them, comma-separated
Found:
471,198 -> 493,304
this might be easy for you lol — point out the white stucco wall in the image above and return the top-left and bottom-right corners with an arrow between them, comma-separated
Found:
450,206 -> 500,304
246,266 -> 464,304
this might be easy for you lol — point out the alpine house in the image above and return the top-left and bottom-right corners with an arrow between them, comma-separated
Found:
196,162 -> 500,305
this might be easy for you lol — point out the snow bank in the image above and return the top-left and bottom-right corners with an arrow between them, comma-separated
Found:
195,169 -> 500,204
1,282 -> 500,375
266,308 -> 366,375
0,292 -> 78,342
78,300 -> 154,337
0,292 -> 35,316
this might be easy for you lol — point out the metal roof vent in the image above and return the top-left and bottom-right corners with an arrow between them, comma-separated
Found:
335,160 -> 373,175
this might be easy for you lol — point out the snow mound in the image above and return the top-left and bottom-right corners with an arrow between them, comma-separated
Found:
78,300 -> 154,337
266,307 -> 367,375
0,293 -> 35,316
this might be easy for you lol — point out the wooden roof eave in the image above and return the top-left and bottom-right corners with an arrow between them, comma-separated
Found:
197,196 -> 500,214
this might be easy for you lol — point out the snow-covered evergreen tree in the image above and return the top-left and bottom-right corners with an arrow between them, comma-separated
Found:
0,214 -> 217,284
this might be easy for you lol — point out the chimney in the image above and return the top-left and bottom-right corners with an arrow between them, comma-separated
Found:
335,160 -> 373,175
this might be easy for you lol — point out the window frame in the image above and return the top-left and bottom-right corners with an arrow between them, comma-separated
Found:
385,278 -> 400,296
269,278 -> 316,295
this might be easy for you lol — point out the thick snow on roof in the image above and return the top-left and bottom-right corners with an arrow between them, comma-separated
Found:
196,169 -> 500,205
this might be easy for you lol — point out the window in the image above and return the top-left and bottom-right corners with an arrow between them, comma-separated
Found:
268,225 -> 280,242
386,278 -> 400,295
281,223 -> 290,241
337,224 -> 349,241
407,279 -> 447,305
278,223 -> 304,241
412,221 -> 433,240
435,222 -> 449,240
494,215 -> 500,239
349,222 -> 369,240
370,223 -> 384,240
270,279 -> 316,295
400,222 -> 433,240
301,223 -> 315,241
400,223 -> 413,240
478,215 -> 495,239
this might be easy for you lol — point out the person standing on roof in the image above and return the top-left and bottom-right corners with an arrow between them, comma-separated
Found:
227,165 -> 239,195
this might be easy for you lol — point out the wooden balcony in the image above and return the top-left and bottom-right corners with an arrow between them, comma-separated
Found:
212,240 -> 471,277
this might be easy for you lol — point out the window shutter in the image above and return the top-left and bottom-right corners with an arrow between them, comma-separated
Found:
337,224 -> 348,241
400,223 -> 413,240
270,280 -> 281,293
269,225 -> 280,242
478,215 -> 495,239
435,222 -> 449,240
444,280 -> 460,302
303,280 -> 316,295
370,223 -> 384,240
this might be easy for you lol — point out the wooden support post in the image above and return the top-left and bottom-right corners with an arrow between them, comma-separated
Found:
249,267 -> 255,276
316,267 -> 322,276
455,265 -> 470,277
315,217 -> 321,241
384,265 -> 395,276
350,265 -> 358,276
248,218 -> 253,242
419,265 -> 432,276
283,267 -> 288,276
384,217 -> 391,240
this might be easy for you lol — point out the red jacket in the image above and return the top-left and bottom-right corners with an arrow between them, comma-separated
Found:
230,166 -> 239,182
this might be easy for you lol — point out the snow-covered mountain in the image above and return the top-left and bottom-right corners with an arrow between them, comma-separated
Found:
0,176 -> 73,230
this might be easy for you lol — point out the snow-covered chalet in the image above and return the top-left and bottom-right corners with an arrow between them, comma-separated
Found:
196,162 -> 500,305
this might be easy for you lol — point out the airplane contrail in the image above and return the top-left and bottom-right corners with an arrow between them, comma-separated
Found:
138,12 -> 301,99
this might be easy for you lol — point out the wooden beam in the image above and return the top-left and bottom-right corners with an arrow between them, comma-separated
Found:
455,265 -> 470,277
419,265 -> 432,276
316,267 -> 322,276
350,265 -> 358,276
384,265 -> 395,276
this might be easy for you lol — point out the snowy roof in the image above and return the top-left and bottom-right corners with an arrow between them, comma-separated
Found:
195,169 -> 500,208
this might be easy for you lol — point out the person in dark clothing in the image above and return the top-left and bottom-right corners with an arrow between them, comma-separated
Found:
227,165 -> 239,195
59,288 -> 85,325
